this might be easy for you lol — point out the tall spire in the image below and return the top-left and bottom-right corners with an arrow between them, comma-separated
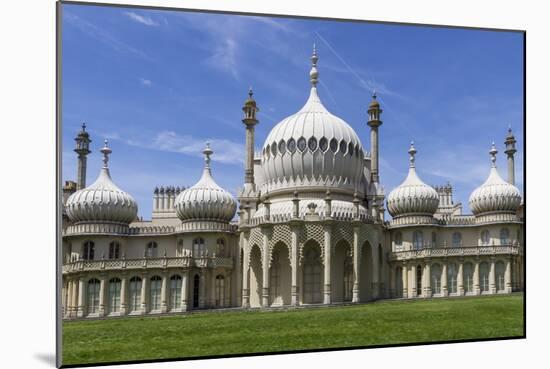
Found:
309,43 -> 319,87
74,122 -> 92,190
489,142 -> 498,168
504,125 -> 517,185
100,139 -> 112,169
368,88 -> 383,183
242,87 -> 259,187
408,141 -> 417,168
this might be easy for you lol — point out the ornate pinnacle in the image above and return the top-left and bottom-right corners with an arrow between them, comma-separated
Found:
408,141 -> 417,168
490,142 -> 498,168
100,139 -> 112,168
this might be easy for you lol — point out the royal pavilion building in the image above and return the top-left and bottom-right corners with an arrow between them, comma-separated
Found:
60,47 -> 524,319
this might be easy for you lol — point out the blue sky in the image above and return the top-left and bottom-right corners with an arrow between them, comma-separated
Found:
61,4 -> 524,219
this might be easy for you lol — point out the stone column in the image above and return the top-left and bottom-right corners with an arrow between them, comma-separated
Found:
442,263 -> 448,297
261,231 -> 270,307
181,271 -> 188,311
235,239 -> 242,307
424,263 -> 431,297
77,277 -> 85,318
199,271 -> 206,308
402,263 -> 408,298
225,273 -> 232,307
505,258 -> 512,293
458,262 -> 464,296
141,274 -> 148,314
490,258 -> 496,294
474,260 -> 481,295
411,265 -> 417,297
290,223 -> 300,306
98,275 -> 106,316
120,275 -> 128,315
160,273 -> 168,313
65,280 -> 72,318
352,225 -> 361,303
211,269 -> 217,308
323,223 -> 332,305
242,246 -> 250,308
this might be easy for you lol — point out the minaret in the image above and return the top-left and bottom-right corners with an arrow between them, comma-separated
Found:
74,122 -> 91,190
242,87 -> 259,188
367,91 -> 383,183
504,125 -> 517,185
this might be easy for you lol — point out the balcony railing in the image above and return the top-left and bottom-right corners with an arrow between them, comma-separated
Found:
62,256 -> 234,274
390,245 -> 521,261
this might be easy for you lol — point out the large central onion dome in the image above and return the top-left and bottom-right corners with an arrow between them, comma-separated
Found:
469,143 -> 521,216
175,144 -> 237,222
66,140 -> 138,224
387,142 -> 439,219
260,46 -> 365,196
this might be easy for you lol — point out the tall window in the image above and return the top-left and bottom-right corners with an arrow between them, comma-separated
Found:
146,241 -> 158,258
431,264 -> 442,295
270,252 -> 281,305
303,246 -> 322,304
416,265 -> 422,296
413,231 -> 424,250
452,232 -> 462,248
344,255 -> 353,302
480,230 -> 490,246
447,263 -> 458,294
109,241 -> 121,259
129,277 -> 142,313
149,276 -> 162,311
176,240 -> 184,257
108,278 -> 121,313
170,275 -> 182,310
496,261 -> 506,292
87,278 -> 100,314
431,232 -> 437,248
463,263 -> 474,293
82,241 -> 95,260
193,238 -> 205,257
216,238 -> 226,257
394,232 -> 403,251
480,262 -> 490,292
193,274 -> 200,308
215,275 -> 225,307
500,228 -> 510,245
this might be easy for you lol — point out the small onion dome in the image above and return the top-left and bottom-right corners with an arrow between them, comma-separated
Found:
369,90 -> 380,108
387,142 -> 439,218
175,143 -> 237,222
469,143 -> 521,215
66,140 -> 138,224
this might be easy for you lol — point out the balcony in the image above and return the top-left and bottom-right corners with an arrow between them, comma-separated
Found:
390,245 -> 522,261
62,256 -> 234,274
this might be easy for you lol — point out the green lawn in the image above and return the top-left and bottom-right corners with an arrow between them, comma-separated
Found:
63,294 -> 524,366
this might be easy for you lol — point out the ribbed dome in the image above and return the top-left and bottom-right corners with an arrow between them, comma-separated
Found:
387,143 -> 439,218
66,141 -> 138,224
469,144 -> 521,216
260,48 -> 364,196
175,144 -> 237,222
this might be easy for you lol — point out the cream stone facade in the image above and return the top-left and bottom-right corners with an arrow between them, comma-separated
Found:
61,47 -> 524,319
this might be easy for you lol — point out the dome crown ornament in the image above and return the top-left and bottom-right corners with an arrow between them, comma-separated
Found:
175,143 -> 237,223
386,142 -> 439,219
469,142 -> 522,216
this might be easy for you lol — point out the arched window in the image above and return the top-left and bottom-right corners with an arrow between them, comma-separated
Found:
287,138 -> 296,153
297,137 -> 307,152
82,241 -> 95,260
176,240 -> 184,257
87,278 -> 100,314
344,254 -> 353,302
339,140 -> 347,155
146,241 -> 158,258
394,232 -> 403,251
319,137 -> 328,152
431,232 -> 437,248
170,275 -> 182,310
303,245 -> 322,304
413,231 -> 424,250
129,277 -> 142,313
447,263 -> 458,294
270,251 -> 281,305
216,238 -> 226,257
308,137 -> 318,151
452,232 -> 462,248
496,261 -> 506,292
149,276 -> 162,311
109,241 -> 121,259
329,138 -> 338,153
416,265 -> 423,296
431,264 -> 442,295
278,140 -> 286,155
480,230 -> 490,246
500,228 -> 510,245
479,262 -> 490,293
193,238 -> 205,257
108,278 -> 121,313
215,275 -> 225,307
463,262 -> 474,294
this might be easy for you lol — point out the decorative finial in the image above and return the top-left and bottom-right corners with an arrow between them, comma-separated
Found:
310,43 -> 319,87
408,141 -> 417,168
203,142 -> 213,171
100,139 -> 112,168
372,89 -> 377,99
508,124 -> 512,133
248,86 -> 253,98
81,122 -> 87,131
489,142 -> 497,167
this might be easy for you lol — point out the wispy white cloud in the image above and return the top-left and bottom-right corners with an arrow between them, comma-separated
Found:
64,11 -> 152,61
124,11 -> 159,27
204,37 -> 240,80
139,78 -> 152,86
